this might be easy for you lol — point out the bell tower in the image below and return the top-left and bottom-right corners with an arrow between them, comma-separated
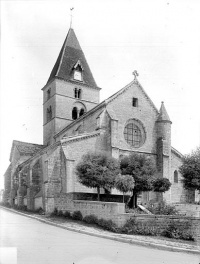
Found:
42,28 -> 101,145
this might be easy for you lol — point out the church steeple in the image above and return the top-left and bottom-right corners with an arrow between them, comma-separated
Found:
43,27 -> 100,146
47,28 -> 97,88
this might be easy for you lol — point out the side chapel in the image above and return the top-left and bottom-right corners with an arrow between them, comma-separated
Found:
3,26 -> 191,212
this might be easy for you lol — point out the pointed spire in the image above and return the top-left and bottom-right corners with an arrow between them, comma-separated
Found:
157,101 -> 172,123
47,28 -> 97,88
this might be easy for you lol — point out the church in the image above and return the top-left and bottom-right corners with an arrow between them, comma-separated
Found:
3,26 -> 190,212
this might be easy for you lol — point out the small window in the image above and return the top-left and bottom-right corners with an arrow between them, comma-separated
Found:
47,88 -> 51,100
46,106 -> 52,122
174,170 -> 178,183
72,107 -> 78,120
78,89 -> 82,99
74,88 -> 82,99
74,88 -> 78,98
79,108 -> 84,117
132,98 -> 138,107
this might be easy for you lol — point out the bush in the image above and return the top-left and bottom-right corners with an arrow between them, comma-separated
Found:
50,207 -> 58,216
162,220 -> 194,240
147,201 -> 178,215
0,201 -> 11,208
97,218 -> 118,232
63,211 -> 71,218
83,214 -> 98,224
71,211 -> 83,221
121,218 -> 160,236
57,210 -> 64,217
18,205 -> 27,211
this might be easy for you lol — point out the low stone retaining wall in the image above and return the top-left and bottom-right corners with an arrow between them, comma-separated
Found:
70,192 -> 130,203
174,203 -> 200,217
47,194 -> 200,243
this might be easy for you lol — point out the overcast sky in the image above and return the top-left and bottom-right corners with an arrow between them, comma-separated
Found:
1,0 -> 200,189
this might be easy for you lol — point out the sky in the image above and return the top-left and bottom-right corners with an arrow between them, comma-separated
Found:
1,0 -> 200,189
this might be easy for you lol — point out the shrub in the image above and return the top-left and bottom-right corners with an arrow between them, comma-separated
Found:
121,218 -> 160,236
97,218 -> 118,232
83,214 -> 98,224
18,205 -> 27,211
63,211 -> 71,218
162,220 -> 194,240
147,201 -> 178,215
50,207 -> 58,216
57,210 -> 64,217
0,201 -> 11,208
71,210 -> 83,221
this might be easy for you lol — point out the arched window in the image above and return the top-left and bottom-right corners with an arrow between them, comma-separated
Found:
79,108 -> 85,117
46,106 -> 52,122
174,170 -> 178,183
78,89 -> 82,99
47,88 -> 51,100
72,107 -> 78,120
74,88 -> 82,99
74,88 -> 78,98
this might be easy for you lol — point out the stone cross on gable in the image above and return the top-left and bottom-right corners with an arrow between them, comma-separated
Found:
133,70 -> 139,79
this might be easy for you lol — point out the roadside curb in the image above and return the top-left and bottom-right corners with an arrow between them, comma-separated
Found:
1,206 -> 199,255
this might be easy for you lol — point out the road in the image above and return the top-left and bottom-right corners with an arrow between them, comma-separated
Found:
0,208 -> 199,264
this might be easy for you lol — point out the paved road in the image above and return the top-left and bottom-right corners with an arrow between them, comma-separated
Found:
0,208 -> 199,264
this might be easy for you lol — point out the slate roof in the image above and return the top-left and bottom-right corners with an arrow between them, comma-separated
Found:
10,140 -> 45,161
157,102 -> 171,123
47,28 -> 98,88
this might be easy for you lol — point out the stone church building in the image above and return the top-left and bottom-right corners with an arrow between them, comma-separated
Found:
3,27 -> 190,212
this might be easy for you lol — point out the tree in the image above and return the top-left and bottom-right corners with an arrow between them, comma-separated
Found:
120,153 -> 171,208
179,147 -> 200,193
76,152 -> 120,201
153,178 -> 171,193
120,154 -> 156,208
153,178 -> 171,201
115,174 -> 135,203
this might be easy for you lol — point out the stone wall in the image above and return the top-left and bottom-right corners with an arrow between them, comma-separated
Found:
34,197 -> 43,210
52,196 -> 200,243
174,203 -> 200,217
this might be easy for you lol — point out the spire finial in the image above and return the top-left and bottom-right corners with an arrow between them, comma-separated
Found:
133,70 -> 139,80
70,7 -> 74,28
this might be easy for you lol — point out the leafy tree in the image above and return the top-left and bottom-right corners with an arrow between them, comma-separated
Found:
179,147 -> 200,192
115,174 -> 135,203
76,152 -> 120,201
120,153 -> 171,208
153,178 -> 171,193
153,178 -> 171,202
120,154 -> 156,208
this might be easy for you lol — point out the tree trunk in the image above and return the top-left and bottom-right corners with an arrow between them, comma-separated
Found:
123,193 -> 125,203
97,187 -> 100,201
132,190 -> 138,208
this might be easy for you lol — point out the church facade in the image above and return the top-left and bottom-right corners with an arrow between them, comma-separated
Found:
3,27 -> 190,212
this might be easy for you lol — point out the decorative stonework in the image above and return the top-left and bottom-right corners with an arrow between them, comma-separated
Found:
124,119 -> 146,148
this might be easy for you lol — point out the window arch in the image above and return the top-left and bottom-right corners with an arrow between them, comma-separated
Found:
79,108 -> 85,117
46,106 -> 52,122
72,107 -> 78,120
47,88 -> 51,100
174,170 -> 178,183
